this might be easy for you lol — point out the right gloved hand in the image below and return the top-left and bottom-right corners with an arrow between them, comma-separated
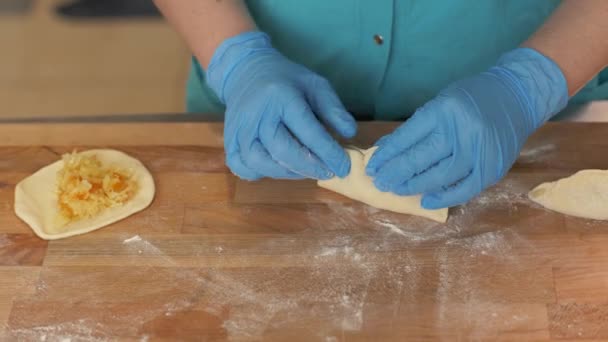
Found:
206,31 -> 357,180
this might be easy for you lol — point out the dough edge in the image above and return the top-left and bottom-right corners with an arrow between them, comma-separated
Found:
318,147 -> 448,223
528,169 -> 608,220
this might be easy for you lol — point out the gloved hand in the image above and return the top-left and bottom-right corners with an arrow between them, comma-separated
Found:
206,31 -> 357,180
366,48 -> 568,209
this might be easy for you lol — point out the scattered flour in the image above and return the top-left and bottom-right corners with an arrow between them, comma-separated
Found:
5,176 -> 555,341
374,219 -> 408,237
10,320 -> 108,342
519,143 -> 556,162
122,235 -> 142,244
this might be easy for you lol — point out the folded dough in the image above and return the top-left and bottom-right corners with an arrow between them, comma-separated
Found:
14,149 -> 155,240
318,147 -> 448,223
528,169 -> 608,220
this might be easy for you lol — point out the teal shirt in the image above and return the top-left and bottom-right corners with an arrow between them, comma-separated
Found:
186,0 -> 608,119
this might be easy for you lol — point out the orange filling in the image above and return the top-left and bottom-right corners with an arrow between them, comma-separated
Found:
56,151 -> 137,227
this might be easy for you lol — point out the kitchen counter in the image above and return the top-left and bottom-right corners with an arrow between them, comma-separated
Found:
0,120 -> 607,341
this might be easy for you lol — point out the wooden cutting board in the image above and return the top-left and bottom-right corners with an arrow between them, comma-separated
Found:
0,122 -> 607,341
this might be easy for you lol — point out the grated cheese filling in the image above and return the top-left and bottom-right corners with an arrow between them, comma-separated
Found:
55,151 -> 137,227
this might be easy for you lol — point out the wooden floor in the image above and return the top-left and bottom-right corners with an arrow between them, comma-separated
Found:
0,0 -> 190,118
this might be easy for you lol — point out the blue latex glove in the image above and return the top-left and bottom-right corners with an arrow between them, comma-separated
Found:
366,48 -> 568,209
206,31 -> 357,180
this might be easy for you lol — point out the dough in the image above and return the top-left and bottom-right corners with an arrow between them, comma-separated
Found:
14,149 -> 155,240
528,169 -> 608,220
318,147 -> 448,223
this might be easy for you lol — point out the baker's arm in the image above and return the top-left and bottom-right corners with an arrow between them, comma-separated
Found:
154,0 -> 357,181
367,0 -> 608,209
152,0 -> 255,68
524,0 -> 608,95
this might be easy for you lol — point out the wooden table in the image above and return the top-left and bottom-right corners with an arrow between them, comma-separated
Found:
0,122 -> 607,341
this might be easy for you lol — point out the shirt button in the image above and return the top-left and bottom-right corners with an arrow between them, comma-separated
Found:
373,34 -> 384,45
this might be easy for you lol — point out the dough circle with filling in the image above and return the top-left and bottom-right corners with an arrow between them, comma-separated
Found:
14,149 -> 155,240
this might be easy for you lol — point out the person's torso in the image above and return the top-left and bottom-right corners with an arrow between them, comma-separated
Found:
188,0 -> 608,118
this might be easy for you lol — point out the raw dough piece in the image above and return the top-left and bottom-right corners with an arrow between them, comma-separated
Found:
318,147 -> 448,223
528,169 -> 608,220
15,149 -> 155,240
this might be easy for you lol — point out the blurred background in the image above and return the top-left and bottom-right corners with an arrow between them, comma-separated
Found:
2,0 -> 607,122
1,0 -> 189,119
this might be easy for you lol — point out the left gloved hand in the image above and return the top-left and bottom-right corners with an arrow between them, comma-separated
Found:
366,48 -> 569,209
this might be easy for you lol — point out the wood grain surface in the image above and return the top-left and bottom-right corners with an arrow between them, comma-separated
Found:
0,122 -> 607,341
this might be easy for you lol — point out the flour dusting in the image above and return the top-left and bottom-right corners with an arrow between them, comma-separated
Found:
5,174 -> 555,341
122,235 -> 142,244
519,143 -> 556,162
374,219 -> 408,237
10,320 -> 109,342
